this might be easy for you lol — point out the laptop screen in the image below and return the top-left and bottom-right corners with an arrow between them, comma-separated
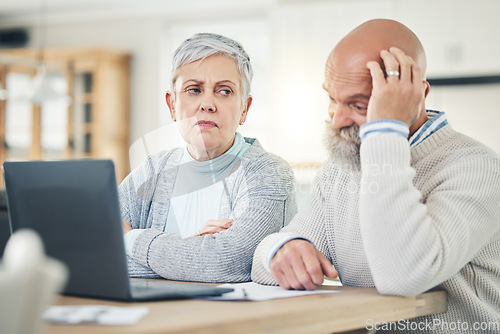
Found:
0,190 -> 10,258
3,160 -> 132,300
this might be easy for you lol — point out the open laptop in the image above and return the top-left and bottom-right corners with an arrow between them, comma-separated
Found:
2,159 -> 232,302
0,190 -> 10,258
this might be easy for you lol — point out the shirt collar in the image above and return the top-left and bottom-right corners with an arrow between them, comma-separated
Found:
409,110 -> 448,147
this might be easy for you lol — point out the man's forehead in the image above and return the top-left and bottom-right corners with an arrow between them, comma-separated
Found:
324,63 -> 372,88
323,59 -> 373,99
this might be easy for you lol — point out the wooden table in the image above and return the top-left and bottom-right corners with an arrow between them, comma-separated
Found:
42,285 -> 447,334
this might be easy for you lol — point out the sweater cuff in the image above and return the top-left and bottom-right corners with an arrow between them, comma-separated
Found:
131,229 -> 164,268
266,235 -> 314,271
124,229 -> 146,256
360,119 -> 409,141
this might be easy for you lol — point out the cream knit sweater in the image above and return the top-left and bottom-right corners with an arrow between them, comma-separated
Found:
252,124 -> 500,333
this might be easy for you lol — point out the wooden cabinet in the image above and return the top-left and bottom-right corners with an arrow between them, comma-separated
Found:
0,47 -> 131,186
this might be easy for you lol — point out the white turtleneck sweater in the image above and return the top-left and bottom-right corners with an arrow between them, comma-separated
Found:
252,118 -> 500,333
124,132 -> 250,250
165,132 -> 250,237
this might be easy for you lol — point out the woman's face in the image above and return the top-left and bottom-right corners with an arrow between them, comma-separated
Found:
166,54 -> 252,161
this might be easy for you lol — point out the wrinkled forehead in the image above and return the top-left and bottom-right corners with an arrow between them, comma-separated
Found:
324,49 -> 374,93
173,54 -> 242,88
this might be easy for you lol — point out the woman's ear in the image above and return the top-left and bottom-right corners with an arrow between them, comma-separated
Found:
239,95 -> 253,125
166,92 -> 176,120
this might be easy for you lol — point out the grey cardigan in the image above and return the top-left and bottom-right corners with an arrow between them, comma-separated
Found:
119,138 -> 297,283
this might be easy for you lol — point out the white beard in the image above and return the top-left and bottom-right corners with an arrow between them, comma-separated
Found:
323,120 -> 361,172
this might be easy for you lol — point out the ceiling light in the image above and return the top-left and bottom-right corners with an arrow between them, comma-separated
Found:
21,0 -> 70,105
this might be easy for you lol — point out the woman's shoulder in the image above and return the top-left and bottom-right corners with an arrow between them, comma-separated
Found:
240,137 -> 294,178
147,147 -> 184,164
127,147 -> 183,180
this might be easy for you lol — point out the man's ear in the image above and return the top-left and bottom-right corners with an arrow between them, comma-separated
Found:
166,91 -> 175,119
423,80 -> 431,98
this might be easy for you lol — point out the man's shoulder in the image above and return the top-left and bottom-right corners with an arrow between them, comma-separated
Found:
434,128 -> 499,163
415,124 -> 500,164
414,127 -> 500,187
453,131 -> 499,158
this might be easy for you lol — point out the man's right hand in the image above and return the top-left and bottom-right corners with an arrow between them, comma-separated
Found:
270,239 -> 338,291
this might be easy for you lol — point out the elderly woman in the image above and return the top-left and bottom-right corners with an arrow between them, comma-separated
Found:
119,33 -> 296,283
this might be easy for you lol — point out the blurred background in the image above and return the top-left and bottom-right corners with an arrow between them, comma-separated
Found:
0,0 -> 499,208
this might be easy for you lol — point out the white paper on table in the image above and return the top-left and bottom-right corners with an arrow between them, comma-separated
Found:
206,282 -> 339,301
43,305 -> 149,325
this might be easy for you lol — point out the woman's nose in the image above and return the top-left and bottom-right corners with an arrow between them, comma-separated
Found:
200,100 -> 216,112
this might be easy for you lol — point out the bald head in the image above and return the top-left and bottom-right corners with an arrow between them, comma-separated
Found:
329,19 -> 427,78
323,19 -> 430,137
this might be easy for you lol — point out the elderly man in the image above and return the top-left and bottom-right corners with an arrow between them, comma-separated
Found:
252,19 -> 500,332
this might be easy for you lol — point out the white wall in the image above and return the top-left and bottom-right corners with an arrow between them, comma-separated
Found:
2,0 -> 500,163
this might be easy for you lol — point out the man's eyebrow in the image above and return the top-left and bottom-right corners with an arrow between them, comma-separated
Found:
321,85 -> 369,100
349,94 -> 370,100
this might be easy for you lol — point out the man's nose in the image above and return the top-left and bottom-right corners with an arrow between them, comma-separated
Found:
329,104 -> 354,129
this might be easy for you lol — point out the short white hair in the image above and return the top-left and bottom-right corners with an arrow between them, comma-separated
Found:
171,33 -> 253,100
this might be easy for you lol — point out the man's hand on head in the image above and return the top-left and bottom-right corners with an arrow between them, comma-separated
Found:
366,47 -> 426,127
270,239 -> 338,291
